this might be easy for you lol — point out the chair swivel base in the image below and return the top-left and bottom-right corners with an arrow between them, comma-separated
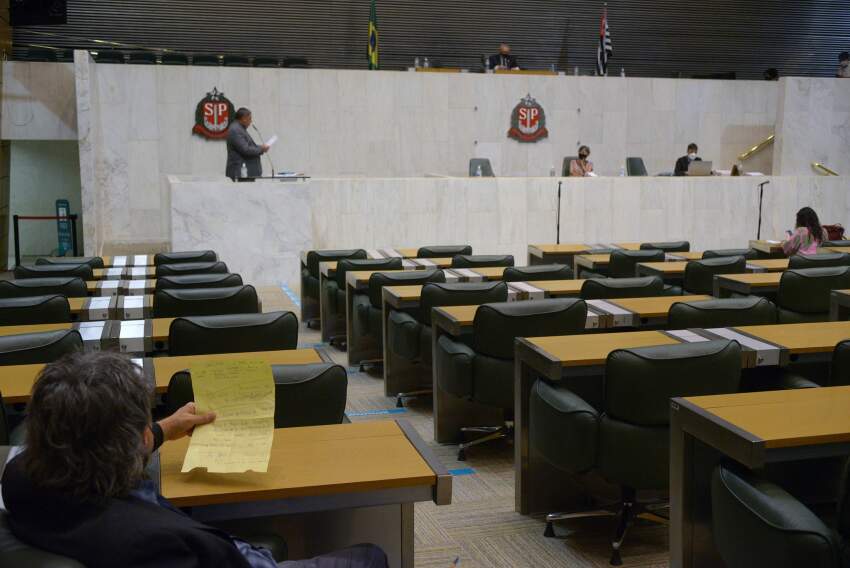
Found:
305,319 -> 320,329
357,358 -> 383,372
328,335 -> 347,350
396,388 -> 432,408
457,422 -> 513,461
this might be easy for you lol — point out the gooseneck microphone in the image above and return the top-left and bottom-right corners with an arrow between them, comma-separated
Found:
252,124 -> 276,178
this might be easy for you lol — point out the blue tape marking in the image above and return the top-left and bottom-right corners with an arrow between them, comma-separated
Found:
449,468 -> 476,476
347,408 -> 407,417
280,283 -> 301,308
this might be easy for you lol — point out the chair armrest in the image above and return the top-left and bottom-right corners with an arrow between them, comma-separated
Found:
436,334 -> 476,399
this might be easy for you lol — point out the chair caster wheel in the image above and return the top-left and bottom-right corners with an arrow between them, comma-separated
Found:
396,397 -> 404,408
543,521 -> 555,538
610,549 -> 622,566
457,449 -> 466,461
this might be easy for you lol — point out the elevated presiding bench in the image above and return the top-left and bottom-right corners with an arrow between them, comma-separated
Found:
158,420 -> 450,568
0,348 -> 325,404
513,320 -> 850,515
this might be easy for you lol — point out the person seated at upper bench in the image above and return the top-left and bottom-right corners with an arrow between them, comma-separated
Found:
674,142 -> 702,176
487,43 -> 520,70
1,351 -> 387,568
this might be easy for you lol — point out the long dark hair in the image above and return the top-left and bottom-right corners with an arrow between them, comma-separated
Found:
23,352 -> 151,504
795,207 -> 824,243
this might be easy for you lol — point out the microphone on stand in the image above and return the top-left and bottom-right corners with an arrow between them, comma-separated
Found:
252,124 -> 276,178
556,181 -> 562,244
756,180 -> 770,240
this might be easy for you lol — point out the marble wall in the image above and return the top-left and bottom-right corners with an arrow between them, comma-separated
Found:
171,174 -> 849,289
1,62 -> 77,141
773,77 -> 850,176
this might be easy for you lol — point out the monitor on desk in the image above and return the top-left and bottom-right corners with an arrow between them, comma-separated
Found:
688,161 -> 713,176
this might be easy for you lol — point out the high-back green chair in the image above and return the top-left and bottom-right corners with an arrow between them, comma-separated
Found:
154,273 -> 243,290
436,299 -> 587,459
155,261 -> 228,278
0,278 -> 88,299
580,276 -> 664,299
36,256 -> 104,268
625,157 -> 648,177
168,363 -> 347,426
680,256 -> 746,295
503,264 -> 573,282
702,248 -> 758,260
416,245 -> 472,258
168,312 -> 298,356
776,267 -> 850,323
469,158 -> 495,177
639,241 -> 690,253
608,249 -> 665,278
13,263 -> 93,281
350,269 -> 446,369
532,340 -> 742,565
153,250 -> 218,265
668,297 -> 777,329
152,286 -> 259,318
302,249 -> 366,327
386,281 -> 508,406
0,295 -> 71,325
788,253 -> 850,270
451,255 -> 514,269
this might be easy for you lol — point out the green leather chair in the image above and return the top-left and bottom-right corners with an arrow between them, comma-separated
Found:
776,267 -> 850,323
580,276 -> 664,299
155,273 -> 243,290
561,156 -> 578,177
702,248 -> 758,260
155,261 -> 228,278
469,158 -> 495,177
0,278 -> 88,299
503,264 -> 573,282
0,505 -> 86,567
823,240 -> 850,248
436,299 -> 587,459
639,241 -> 690,253
711,460 -> 849,568
152,286 -> 259,318
416,245 -> 472,258
168,312 -> 298,356
0,330 -> 83,367
13,263 -> 93,281
625,157 -> 648,177
607,249 -> 665,278
788,253 -> 850,270
0,295 -> 71,325
351,269 -> 445,369
302,249 -> 367,327
450,254 -> 514,268
323,257 -> 402,345
153,250 -> 218,265
167,363 -> 347,425
386,282 -> 508,406
35,256 -> 104,268
533,340 -> 742,564
668,297 -> 777,329
671,256 -> 746,295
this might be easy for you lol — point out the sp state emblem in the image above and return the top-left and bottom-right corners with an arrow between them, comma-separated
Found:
507,94 -> 548,143
192,87 -> 235,139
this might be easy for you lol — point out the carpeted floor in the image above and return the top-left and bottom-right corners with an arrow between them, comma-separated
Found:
261,286 -> 670,568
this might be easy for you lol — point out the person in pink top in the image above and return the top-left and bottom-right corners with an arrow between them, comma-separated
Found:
782,207 -> 828,256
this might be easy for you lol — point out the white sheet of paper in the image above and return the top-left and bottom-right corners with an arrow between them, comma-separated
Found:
266,135 -> 278,146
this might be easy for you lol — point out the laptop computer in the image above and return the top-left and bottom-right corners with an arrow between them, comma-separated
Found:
688,161 -> 713,176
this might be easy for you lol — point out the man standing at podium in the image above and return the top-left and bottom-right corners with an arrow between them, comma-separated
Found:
226,107 -> 269,180
487,43 -> 519,70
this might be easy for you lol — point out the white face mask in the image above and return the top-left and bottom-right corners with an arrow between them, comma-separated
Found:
688,153 -> 697,160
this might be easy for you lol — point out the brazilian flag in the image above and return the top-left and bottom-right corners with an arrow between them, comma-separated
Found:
368,0 -> 379,70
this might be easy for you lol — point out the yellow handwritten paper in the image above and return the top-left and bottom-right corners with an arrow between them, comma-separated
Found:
181,360 -> 275,474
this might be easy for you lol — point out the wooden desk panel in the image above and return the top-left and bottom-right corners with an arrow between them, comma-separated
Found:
529,244 -> 592,255
716,272 -> 781,287
0,363 -> 47,403
736,321 -> 850,354
748,259 -> 789,272
749,240 -> 784,254
160,421 -> 435,507
825,247 -> 850,254
433,305 -> 479,328
0,322 -> 72,336
609,295 -> 712,318
526,331 -> 681,367
574,254 -> 611,270
637,261 -> 687,277
668,252 -> 703,261
469,267 -> 506,280
532,280 -> 586,296
615,243 -> 642,251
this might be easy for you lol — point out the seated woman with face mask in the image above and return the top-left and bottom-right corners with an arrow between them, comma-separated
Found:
569,146 -> 594,177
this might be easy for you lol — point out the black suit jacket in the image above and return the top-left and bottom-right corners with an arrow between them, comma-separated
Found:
674,155 -> 702,176
487,54 -> 518,69
226,122 -> 263,180
1,454 -> 251,568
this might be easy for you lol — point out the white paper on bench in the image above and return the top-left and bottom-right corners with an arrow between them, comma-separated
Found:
128,280 -> 146,294
123,295 -> 145,319
106,268 -> 123,277
706,328 -> 781,366
765,240 -> 781,244
130,267 -> 146,277
133,255 -> 148,266
414,258 -> 436,267
120,321 -> 146,353
366,249 -> 383,259
88,297 -> 111,320
508,281 -> 545,300
112,256 -> 127,267
78,322 -> 105,347
585,300 -> 633,327
667,329 -> 711,343
452,268 -> 483,282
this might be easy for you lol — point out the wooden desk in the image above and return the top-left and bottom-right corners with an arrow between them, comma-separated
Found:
578,253 -> 701,277
636,261 -> 688,280
713,272 -> 780,298
666,252 -> 703,261
670,386 -> 850,567
749,239 -> 785,257
92,267 -> 156,280
527,243 -> 592,266
86,279 -> 156,296
831,289 -> 850,321
159,420 -> 450,567
0,349 -> 323,404
574,254 -> 612,273
826,246 -> 850,255
607,295 -> 712,326
68,295 -> 154,321
0,318 -> 174,354
747,258 -> 789,272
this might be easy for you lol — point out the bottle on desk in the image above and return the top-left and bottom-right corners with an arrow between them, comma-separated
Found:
619,166 -> 626,177
414,56 -> 420,68
475,164 -> 483,177
423,57 -> 430,68
240,162 -> 248,179
549,165 -> 556,177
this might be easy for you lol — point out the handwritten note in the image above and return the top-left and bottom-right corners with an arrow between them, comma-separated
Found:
181,360 -> 275,474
